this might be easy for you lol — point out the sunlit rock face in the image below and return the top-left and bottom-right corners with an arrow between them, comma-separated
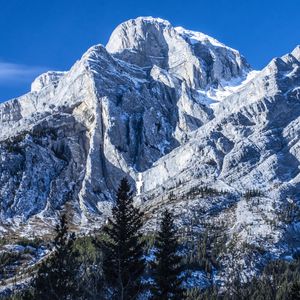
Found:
106,17 -> 249,89
31,71 -> 67,93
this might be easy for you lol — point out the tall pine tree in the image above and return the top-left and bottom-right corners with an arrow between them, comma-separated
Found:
151,209 -> 184,300
31,214 -> 80,300
102,177 -> 145,300
288,281 -> 300,300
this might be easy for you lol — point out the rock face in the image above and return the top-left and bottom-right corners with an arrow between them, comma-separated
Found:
31,71 -> 67,93
141,47 -> 300,199
107,17 -> 249,89
0,17 -> 300,268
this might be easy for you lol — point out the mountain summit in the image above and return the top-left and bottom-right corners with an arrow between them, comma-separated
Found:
106,17 -> 250,88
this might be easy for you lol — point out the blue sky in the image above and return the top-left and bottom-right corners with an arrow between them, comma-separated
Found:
0,0 -> 299,101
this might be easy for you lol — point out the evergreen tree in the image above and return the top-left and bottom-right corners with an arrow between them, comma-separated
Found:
31,214 -> 80,300
151,209 -> 184,300
76,236 -> 105,299
288,281 -> 300,300
102,178 -> 145,300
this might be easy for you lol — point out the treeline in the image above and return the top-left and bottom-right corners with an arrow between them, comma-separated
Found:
7,178 -> 184,300
4,178 -> 300,300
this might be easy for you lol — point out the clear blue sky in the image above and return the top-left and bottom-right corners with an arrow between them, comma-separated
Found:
0,0 -> 299,101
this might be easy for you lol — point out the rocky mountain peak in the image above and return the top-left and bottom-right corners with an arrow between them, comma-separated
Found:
106,17 -> 171,54
31,71 -> 67,93
106,17 -> 251,90
291,45 -> 300,60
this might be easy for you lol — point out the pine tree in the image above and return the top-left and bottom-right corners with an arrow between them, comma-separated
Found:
31,214 -> 80,300
288,281 -> 300,300
102,178 -> 145,300
151,209 -> 184,300
76,236 -> 106,299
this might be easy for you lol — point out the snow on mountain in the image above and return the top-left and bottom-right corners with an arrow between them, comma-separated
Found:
0,17 -> 300,273
31,71 -> 67,93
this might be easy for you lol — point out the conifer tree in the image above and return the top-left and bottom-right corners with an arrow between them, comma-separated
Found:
31,214 -> 80,300
288,281 -> 300,300
102,177 -> 145,300
151,209 -> 184,300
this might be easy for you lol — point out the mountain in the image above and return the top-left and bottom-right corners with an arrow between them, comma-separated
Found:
0,17 -> 300,271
